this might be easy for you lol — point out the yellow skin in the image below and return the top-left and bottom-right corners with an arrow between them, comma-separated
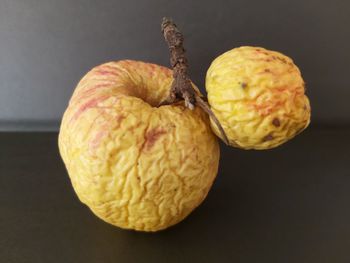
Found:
58,60 -> 219,232
206,46 -> 311,149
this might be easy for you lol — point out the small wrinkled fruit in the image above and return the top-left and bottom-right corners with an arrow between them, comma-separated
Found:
206,46 -> 311,149
59,60 -> 219,231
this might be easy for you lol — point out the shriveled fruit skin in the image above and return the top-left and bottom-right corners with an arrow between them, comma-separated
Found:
58,60 -> 219,232
206,46 -> 311,149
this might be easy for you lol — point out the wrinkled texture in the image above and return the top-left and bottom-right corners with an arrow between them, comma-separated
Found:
206,46 -> 311,149
59,60 -> 219,231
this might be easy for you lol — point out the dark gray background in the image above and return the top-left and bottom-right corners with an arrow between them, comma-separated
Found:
0,0 -> 349,130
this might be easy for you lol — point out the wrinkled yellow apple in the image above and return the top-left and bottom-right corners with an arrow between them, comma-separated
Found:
206,46 -> 311,149
58,60 -> 219,231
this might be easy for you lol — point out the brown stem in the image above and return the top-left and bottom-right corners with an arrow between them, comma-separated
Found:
161,17 -> 196,109
160,17 -> 229,145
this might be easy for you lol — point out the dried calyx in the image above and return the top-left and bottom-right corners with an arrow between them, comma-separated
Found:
160,17 -> 229,145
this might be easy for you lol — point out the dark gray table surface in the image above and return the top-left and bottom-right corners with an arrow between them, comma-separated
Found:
1,127 -> 350,263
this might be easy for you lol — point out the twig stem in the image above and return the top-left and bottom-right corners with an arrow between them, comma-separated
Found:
161,17 -> 229,145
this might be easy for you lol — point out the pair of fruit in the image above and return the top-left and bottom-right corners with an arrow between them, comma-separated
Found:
59,21 -> 310,232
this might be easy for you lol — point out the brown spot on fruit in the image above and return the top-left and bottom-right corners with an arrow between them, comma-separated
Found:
272,118 -> 280,127
115,114 -> 126,127
262,134 -> 274,142
144,127 -> 167,151
241,82 -> 247,88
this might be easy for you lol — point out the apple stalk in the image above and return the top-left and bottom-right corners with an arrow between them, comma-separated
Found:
160,17 -> 229,145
